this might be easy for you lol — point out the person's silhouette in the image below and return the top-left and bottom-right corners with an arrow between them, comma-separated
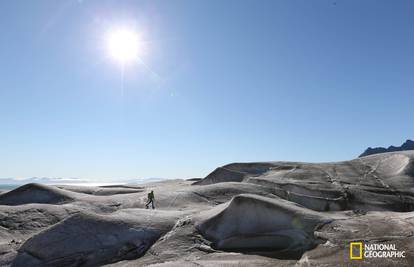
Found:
145,190 -> 155,209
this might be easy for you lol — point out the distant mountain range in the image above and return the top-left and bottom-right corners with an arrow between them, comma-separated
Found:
0,177 -> 89,185
359,139 -> 414,157
0,177 -> 166,185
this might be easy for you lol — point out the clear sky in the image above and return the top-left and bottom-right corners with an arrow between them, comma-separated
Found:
1,0 -> 413,181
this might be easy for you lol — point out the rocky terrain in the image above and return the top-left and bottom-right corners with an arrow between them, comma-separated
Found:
1,151 -> 414,266
360,139 -> 414,157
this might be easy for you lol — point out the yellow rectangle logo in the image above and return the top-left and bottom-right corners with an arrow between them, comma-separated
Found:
350,242 -> 363,260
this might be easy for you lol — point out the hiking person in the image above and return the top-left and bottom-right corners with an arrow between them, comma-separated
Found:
145,190 -> 155,209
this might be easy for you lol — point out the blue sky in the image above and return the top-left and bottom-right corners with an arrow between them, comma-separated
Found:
1,0 -> 413,180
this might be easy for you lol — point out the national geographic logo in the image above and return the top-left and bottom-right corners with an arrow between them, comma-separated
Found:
350,242 -> 406,260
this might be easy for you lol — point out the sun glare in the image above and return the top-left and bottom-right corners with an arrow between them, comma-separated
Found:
106,28 -> 141,64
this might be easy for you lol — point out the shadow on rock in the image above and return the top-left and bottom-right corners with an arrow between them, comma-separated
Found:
196,194 -> 331,260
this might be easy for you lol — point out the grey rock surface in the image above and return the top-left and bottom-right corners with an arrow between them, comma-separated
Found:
0,183 -> 75,205
1,152 -> 414,266
195,151 -> 414,212
13,210 -> 180,267
196,194 -> 330,259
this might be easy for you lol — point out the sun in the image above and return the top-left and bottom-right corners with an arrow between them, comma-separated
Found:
106,28 -> 141,65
